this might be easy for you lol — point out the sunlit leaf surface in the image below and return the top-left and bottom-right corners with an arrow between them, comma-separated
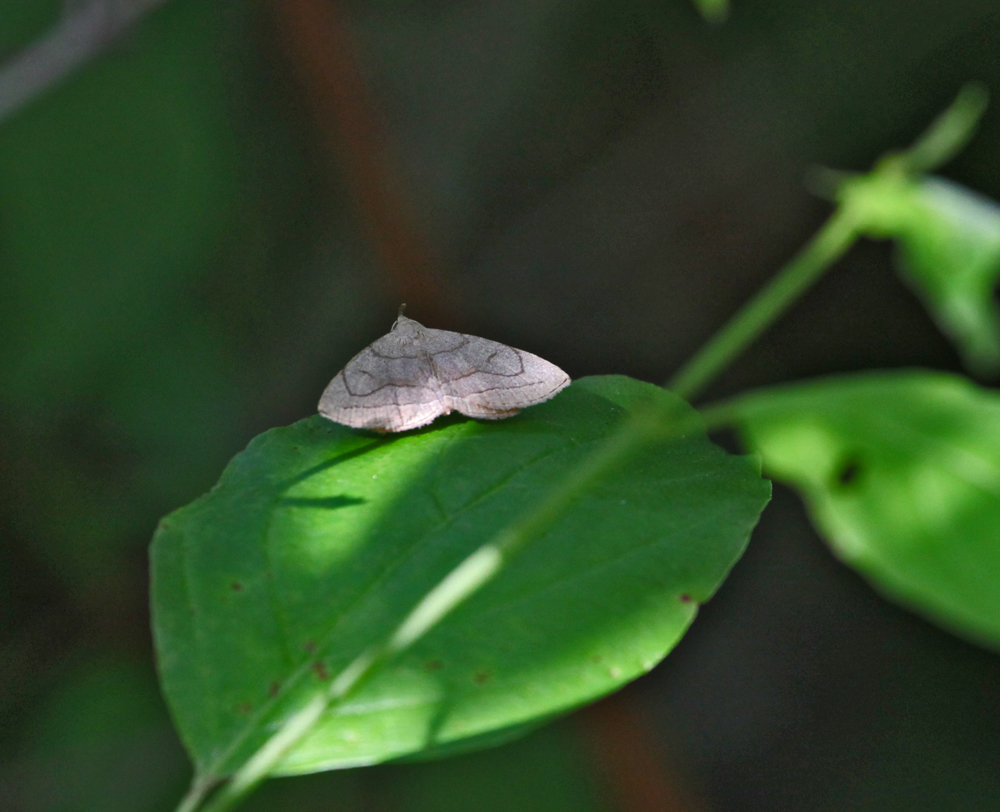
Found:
151,376 -> 769,780
842,172 -> 1000,376
732,370 -> 1000,648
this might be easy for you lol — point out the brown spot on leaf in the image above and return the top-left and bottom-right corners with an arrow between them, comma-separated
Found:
269,682 -> 280,697
312,661 -> 329,680
473,672 -> 491,685
424,660 -> 443,672
236,702 -> 252,715
679,594 -> 692,603
836,458 -> 862,487
304,640 -> 316,653
231,581 -> 243,591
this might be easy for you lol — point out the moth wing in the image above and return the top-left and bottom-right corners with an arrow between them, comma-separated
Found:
429,332 -> 570,419
318,338 -> 446,432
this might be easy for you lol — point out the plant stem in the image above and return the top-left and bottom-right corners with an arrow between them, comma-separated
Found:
694,397 -> 743,433
667,82 -> 989,403
174,776 -> 219,812
666,207 -> 858,402
902,82 -> 989,175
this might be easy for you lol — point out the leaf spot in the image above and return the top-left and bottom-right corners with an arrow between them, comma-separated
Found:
835,457 -> 863,487
312,661 -> 329,681
424,660 -> 443,672
473,671 -> 491,685
231,581 -> 243,592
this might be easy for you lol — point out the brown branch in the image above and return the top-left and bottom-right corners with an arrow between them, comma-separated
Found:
270,0 -> 456,327
579,693 -> 707,812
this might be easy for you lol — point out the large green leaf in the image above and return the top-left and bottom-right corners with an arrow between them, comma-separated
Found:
151,375 -> 769,781
729,370 -> 1000,649
841,172 -> 1000,376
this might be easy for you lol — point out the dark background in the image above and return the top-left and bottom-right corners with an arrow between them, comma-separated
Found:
1,1 -> 999,810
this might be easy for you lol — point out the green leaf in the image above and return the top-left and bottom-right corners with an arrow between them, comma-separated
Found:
841,171 -> 1000,376
151,375 -> 768,781
729,370 -> 1000,649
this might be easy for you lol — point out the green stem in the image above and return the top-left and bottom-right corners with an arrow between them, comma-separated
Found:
174,776 -> 219,812
695,397 -> 743,434
666,207 -> 859,402
901,82 -> 989,175
667,82 -> 989,403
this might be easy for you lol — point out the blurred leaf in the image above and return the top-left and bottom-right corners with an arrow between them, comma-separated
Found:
0,655 -> 188,812
841,171 -> 1000,376
151,375 -> 769,779
730,370 -> 1000,649
0,1 -> 242,407
0,1 -> 308,595
390,719 -> 604,812
691,0 -> 729,24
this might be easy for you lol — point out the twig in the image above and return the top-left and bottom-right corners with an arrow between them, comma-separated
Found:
270,0 -> 457,326
580,693 -> 705,812
0,0 -> 169,123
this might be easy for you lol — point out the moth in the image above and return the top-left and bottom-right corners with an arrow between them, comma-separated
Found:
318,315 -> 570,432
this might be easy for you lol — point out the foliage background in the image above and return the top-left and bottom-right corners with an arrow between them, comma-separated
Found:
1,0 -> 999,810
